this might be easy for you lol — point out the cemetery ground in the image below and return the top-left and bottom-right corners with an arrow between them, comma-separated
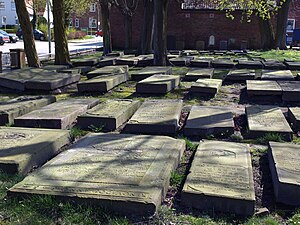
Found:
0,49 -> 300,224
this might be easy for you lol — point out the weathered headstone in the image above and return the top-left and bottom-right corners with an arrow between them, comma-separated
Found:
86,65 -> 129,79
288,107 -> 300,130
59,68 -> 81,74
262,60 -> 286,70
9,133 -> 185,216
131,66 -> 172,81
184,106 -> 234,137
225,69 -> 255,82
184,68 -> 214,81
169,57 -> 192,66
181,140 -> 255,216
72,57 -> 100,67
268,142 -> 300,206
247,80 -> 282,96
136,55 -> 154,67
190,78 -> 222,96
136,75 -> 180,94
246,105 -> 292,141
73,66 -> 92,75
0,126 -> 70,174
14,98 -> 99,129
278,81 -> 300,101
124,100 -> 183,135
236,60 -> 263,69
0,70 -> 34,91
42,65 -> 70,72
115,55 -> 142,66
261,70 -> 294,81
189,58 -> 211,68
97,57 -> 116,67
284,61 -> 300,70
211,59 -> 235,69
77,73 -> 128,93
0,96 -> 56,125
77,99 -> 141,131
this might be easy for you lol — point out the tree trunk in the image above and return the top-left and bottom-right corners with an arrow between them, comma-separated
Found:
53,0 -> 70,65
139,0 -> 154,54
125,15 -> 133,50
153,0 -> 168,66
274,0 -> 292,49
100,0 -> 112,55
258,18 -> 274,50
15,0 -> 40,67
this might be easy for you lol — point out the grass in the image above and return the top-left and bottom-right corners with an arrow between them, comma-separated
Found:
69,126 -> 89,140
256,133 -> 284,144
248,49 -> 300,62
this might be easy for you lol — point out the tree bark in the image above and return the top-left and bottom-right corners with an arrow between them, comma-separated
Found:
139,0 -> 154,54
153,0 -> 168,66
274,0 -> 292,49
258,18 -> 274,50
15,0 -> 40,67
125,15 -> 133,50
100,0 -> 112,55
53,0 -> 70,65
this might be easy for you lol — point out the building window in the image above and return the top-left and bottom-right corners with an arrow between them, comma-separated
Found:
0,1 -> 5,10
11,0 -> 15,10
75,18 -> 80,28
90,3 -> 96,12
15,16 -> 19,25
69,19 -> 73,27
287,19 -> 296,32
89,17 -> 97,28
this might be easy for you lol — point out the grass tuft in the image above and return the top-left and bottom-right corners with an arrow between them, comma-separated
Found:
257,133 -> 284,144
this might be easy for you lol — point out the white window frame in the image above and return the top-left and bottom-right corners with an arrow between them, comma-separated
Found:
287,19 -> 296,32
90,3 -> 96,12
75,18 -> 80,28
69,19 -> 73,27
89,17 -> 97,28
0,1 -> 5,10
11,0 -> 15,10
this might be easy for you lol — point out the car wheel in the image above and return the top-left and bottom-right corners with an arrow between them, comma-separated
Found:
95,34 -> 98,37
40,36 -> 45,41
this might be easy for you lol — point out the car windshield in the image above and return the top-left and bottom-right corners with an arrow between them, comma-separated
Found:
0,30 -> 8,35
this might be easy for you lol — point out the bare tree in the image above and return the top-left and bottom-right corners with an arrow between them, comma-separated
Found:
100,0 -> 113,54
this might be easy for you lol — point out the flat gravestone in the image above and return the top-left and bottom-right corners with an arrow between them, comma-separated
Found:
184,68 -> 214,81
268,142 -> 300,206
190,78 -> 222,96
169,57 -> 191,66
247,80 -> 282,96
42,65 -> 70,72
181,140 -> 255,216
189,58 -> 211,68
236,60 -> 263,69
0,95 -> 56,125
261,70 -> 294,81
77,99 -> 141,131
136,55 -> 154,67
115,56 -> 141,66
184,106 -> 234,138
131,66 -> 172,81
77,73 -> 128,93
136,75 -> 180,94
73,66 -> 92,75
211,59 -> 235,69
14,98 -> 99,129
86,65 -> 129,79
288,107 -> 300,130
59,68 -> 81,74
9,133 -> 185,216
225,69 -> 255,82
262,60 -> 286,70
246,105 -> 292,141
72,57 -> 100,67
278,81 -> 300,102
124,100 -> 183,135
0,126 -> 70,174
97,57 -> 116,67
284,61 -> 300,70
0,70 -> 34,91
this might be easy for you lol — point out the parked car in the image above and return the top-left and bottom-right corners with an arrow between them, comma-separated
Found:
0,33 -> 10,44
16,28 -> 46,41
94,30 -> 103,37
0,29 -> 19,43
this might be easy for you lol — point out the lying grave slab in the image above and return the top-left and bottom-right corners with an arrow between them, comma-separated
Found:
261,70 -> 294,81
262,60 -> 286,70
115,56 -> 142,66
59,68 -> 81,74
288,107 -> 300,130
184,106 -> 234,137
182,140 -> 255,216
97,57 -> 116,67
72,57 -> 100,67
77,73 -> 128,93
0,95 -> 56,125
73,66 -> 92,75
246,105 -> 292,141
278,81 -> 300,102
9,133 -> 185,216
189,58 -> 212,68
268,142 -> 300,206
124,99 -> 182,135
0,126 -> 70,174
0,70 -> 34,91
211,59 -> 235,69
247,80 -> 282,96
131,66 -> 172,81
136,75 -> 180,94
184,68 -> 214,81
190,78 -> 222,96
42,65 -> 70,72
236,60 -> 263,69
225,69 -> 255,82
284,61 -> 300,70
169,57 -> 192,66
86,65 -> 129,79
136,55 -> 154,67
77,99 -> 141,131
14,98 -> 99,129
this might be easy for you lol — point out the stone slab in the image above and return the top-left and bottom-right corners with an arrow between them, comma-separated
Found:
72,57 -> 100,67
181,140 -> 255,216
211,60 -> 235,69
189,59 -> 211,68
115,56 -> 141,66
136,75 -> 180,94
0,95 -> 56,125
246,105 -> 292,140
278,81 -> 300,101
59,68 -> 81,74
97,57 -> 116,67
190,78 -> 222,95
0,70 -> 34,91
77,99 -> 141,131
86,65 -> 129,79
169,57 -> 191,66
42,65 -> 70,72
268,142 -> 300,206
74,66 -> 92,75
262,60 -> 286,70
184,106 -> 234,137
284,61 -> 300,70
185,68 -> 214,81
261,70 -> 294,81
0,126 -> 70,174
236,60 -> 263,69
9,133 -> 185,216
77,73 -> 128,92
288,107 -> 300,130
131,66 -> 172,81
225,69 -> 255,82
124,99 -> 183,135
14,98 -> 99,129
136,56 -> 154,67
246,80 -> 282,96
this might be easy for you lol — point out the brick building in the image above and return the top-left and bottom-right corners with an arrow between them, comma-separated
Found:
110,0 -> 300,50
